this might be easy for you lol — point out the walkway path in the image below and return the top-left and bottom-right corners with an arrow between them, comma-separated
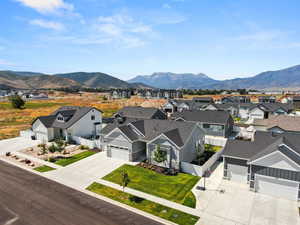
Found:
97,179 -> 202,217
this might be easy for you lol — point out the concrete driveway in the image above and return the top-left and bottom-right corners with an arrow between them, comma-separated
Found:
0,137 -> 40,156
195,163 -> 300,225
46,152 -> 134,189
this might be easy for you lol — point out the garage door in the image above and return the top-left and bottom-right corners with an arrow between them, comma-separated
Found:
228,163 -> 248,183
255,175 -> 299,201
110,146 -> 130,161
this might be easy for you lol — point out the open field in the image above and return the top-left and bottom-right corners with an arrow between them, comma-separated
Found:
0,92 -> 166,140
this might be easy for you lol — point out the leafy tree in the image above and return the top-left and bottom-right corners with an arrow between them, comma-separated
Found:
39,143 -> 48,155
195,143 -> 202,165
9,95 -> 25,109
120,170 -> 130,192
153,144 -> 167,164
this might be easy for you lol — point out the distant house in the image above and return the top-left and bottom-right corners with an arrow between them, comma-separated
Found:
22,92 -> 48,100
248,103 -> 294,120
172,110 -> 234,138
258,96 -> 276,103
31,106 -> 102,142
192,97 -> 214,104
222,131 -> 300,201
253,115 -> 300,134
137,89 -> 183,99
110,89 -> 131,99
101,119 -> 205,169
293,96 -> 300,109
221,96 -> 251,104
202,103 -> 239,117
114,106 -> 167,120
162,99 -> 210,114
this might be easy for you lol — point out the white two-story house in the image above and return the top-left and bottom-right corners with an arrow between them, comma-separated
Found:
31,106 -> 102,142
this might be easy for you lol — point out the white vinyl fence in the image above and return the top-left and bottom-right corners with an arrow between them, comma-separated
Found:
204,136 -> 227,147
72,136 -> 101,149
20,129 -> 35,139
181,147 -> 225,177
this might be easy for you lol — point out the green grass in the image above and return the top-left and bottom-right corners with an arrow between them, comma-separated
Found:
103,164 -> 199,208
52,151 -> 96,167
204,144 -> 223,152
87,182 -> 199,225
34,165 -> 56,172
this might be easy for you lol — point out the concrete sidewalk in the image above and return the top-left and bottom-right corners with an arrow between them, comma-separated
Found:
97,179 -> 202,217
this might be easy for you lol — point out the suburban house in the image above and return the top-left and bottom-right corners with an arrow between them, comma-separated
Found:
222,131 -> 300,201
258,96 -> 276,103
221,96 -> 251,104
162,99 -> 209,114
114,106 -> 167,120
137,89 -> 183,99
31,106 -> 102,142
247,103 -> 294,120
172,110 -> 234,138
253,115 -> 300,134
192,97 -> 214,104
110,89 -> 132,99
202,103 -> 239,117
101,119 -> 205,169
293,96 -> 300,109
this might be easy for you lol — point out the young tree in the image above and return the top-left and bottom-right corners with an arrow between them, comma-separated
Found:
196,143 -> 203,165
153,144 -> 167,164
9,95 -> 25,109
120,170 -> 130,192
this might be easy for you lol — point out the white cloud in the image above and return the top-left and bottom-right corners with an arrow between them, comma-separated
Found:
15,0 -> 73,14
29,19 -> 65,31
235,30 -> 285,42
92,13 -> 154,48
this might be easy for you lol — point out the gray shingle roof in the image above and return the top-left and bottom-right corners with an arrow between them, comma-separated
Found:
34,106 -> 101,129
223,131 -> 300,166
115,106 -> 165,119
173,110 -> 232,124
253,115 -> 300,132
102,119 -> 199,148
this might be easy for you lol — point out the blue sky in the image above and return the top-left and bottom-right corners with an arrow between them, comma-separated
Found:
1,0 -> 300,80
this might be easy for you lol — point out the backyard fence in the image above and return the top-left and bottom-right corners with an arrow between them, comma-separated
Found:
72,136 -> 101,149
181,147 -> 225,177
20,129 -> 35,139
204,136 -> 227,147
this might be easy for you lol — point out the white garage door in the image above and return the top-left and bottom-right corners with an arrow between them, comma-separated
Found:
228,164 -> 248,183
110,146 -> 130,161
255,175 -> 299,201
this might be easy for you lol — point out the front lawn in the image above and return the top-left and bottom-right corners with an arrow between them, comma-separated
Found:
34,165 -> 56,172
103,164 -> 199,208
50,151 -> 96,167
87,182 -> 199,225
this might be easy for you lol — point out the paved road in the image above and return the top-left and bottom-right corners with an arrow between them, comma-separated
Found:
0,161 -> 163,225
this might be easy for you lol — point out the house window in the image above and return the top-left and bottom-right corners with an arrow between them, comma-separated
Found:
203,124 -> 210,129
57,116 -> 64,121
91,115 -> 95,120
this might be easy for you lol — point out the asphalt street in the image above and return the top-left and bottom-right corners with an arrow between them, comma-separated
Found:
0,160 -> 163,225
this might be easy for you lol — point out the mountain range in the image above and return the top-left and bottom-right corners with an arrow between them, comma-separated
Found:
1,64 -> 300,90
0,71 -> 150,90
128,64 -> 300,90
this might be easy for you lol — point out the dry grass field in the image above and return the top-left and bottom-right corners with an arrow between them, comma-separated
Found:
0,92 -> 166,140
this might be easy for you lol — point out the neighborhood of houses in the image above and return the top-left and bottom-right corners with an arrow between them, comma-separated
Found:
2,94 -> 300,225
20,95 -> 300,201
